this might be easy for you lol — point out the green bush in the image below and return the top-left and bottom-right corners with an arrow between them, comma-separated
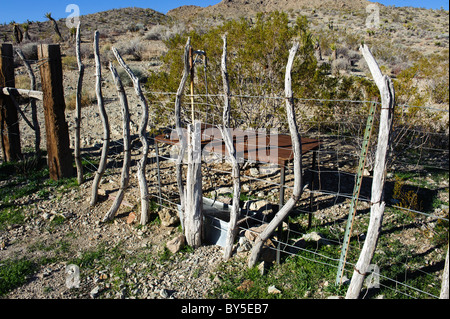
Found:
146,12 -> 376,130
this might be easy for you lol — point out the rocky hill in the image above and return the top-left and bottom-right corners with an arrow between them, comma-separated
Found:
1,7 -> 170,43
168,0 -> 373,21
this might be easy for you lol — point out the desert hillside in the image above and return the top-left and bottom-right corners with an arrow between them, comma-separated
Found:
168,0 -> 373,20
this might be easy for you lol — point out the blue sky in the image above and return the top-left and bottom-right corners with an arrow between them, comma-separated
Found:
0,0 -> 448,25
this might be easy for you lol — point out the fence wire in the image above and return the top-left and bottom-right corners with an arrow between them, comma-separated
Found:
1,77 -> 448,299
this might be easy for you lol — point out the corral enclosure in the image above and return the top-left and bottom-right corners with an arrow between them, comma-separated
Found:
0,7 -> 449,299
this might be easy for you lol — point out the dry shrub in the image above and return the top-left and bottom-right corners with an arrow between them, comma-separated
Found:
65,90 -> 95,110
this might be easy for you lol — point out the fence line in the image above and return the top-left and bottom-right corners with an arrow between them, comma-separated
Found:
2,39 -> 448,299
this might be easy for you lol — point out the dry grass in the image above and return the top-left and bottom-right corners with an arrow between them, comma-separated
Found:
65,90 -> 95,110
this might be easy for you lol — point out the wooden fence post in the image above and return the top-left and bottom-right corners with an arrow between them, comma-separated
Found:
345,44 -> 395,299
74,22 -> 84,184
102,62 -> 131,222
175,38 -> 191,228
0,43 -> 22,162
38,44 -> 72,180
248,41 -> 303,268
440,245 -> 449,299
184,120 -> 203,248
16,48 -> 40,157
112,47 -> 150,225
220,34 -> 241,260
90,30 -> 110,206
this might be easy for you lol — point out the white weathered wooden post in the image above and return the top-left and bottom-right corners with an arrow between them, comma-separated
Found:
220,34 -> 241,260
440,246 -> 449,299
175,38 -> 191,228
248,41 -> 303,268
91,31 -> 110,205
102,62 -> 131,222
74,21 -> 84,185
15,48 -> 40,156
184,120 -> 203,248
345,44 -> 395,299
112,47 -> 150,225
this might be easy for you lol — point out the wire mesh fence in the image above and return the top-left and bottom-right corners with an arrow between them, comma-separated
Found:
137,91 -> 448,299
2,48 -> 448,299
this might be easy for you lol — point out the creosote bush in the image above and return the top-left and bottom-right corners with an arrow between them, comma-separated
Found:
146,11 -> 378,131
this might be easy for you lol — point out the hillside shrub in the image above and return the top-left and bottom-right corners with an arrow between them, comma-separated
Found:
146,11 -> 377,130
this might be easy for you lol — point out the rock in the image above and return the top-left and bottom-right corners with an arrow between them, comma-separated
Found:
245,224 -> 268,242
158,208 -> 179,227
327,295 -> 344,299
301,231 -> 332,245
237,280 -> 254,292
268,285 -> 281,294
259,164 -> 278,175
249,168 -> 259,176
166,235 -> 186,254
159,288 -> 169,298
258,261 -> 269,275
126,212 -> 136,224
237,238 -> 252,253
90,286 -> 100,298
249,200 -> 271,211
216,187 -> 232,195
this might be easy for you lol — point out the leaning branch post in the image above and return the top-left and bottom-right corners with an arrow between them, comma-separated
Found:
16,48 -> 40,156
248,42 -> 303,268
102,63 -> 131,222
345,44 -> 395,299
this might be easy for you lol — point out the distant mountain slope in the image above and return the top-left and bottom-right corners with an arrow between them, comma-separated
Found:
168,0 -> 373,21
1,7 -> 169,43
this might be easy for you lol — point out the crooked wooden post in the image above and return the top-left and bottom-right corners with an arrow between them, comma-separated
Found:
248,41 -> 303,268
345,44 -> 395,299
0,43 -> 22,162
38,44 -> 72,180
220,34 -> 241,260
16,48 -> 40,157
175,38 -> 191,228
90,31 -> 110,206
102,62 -> 131,222
112,47 -> 150,225
74,21 -> 84,185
